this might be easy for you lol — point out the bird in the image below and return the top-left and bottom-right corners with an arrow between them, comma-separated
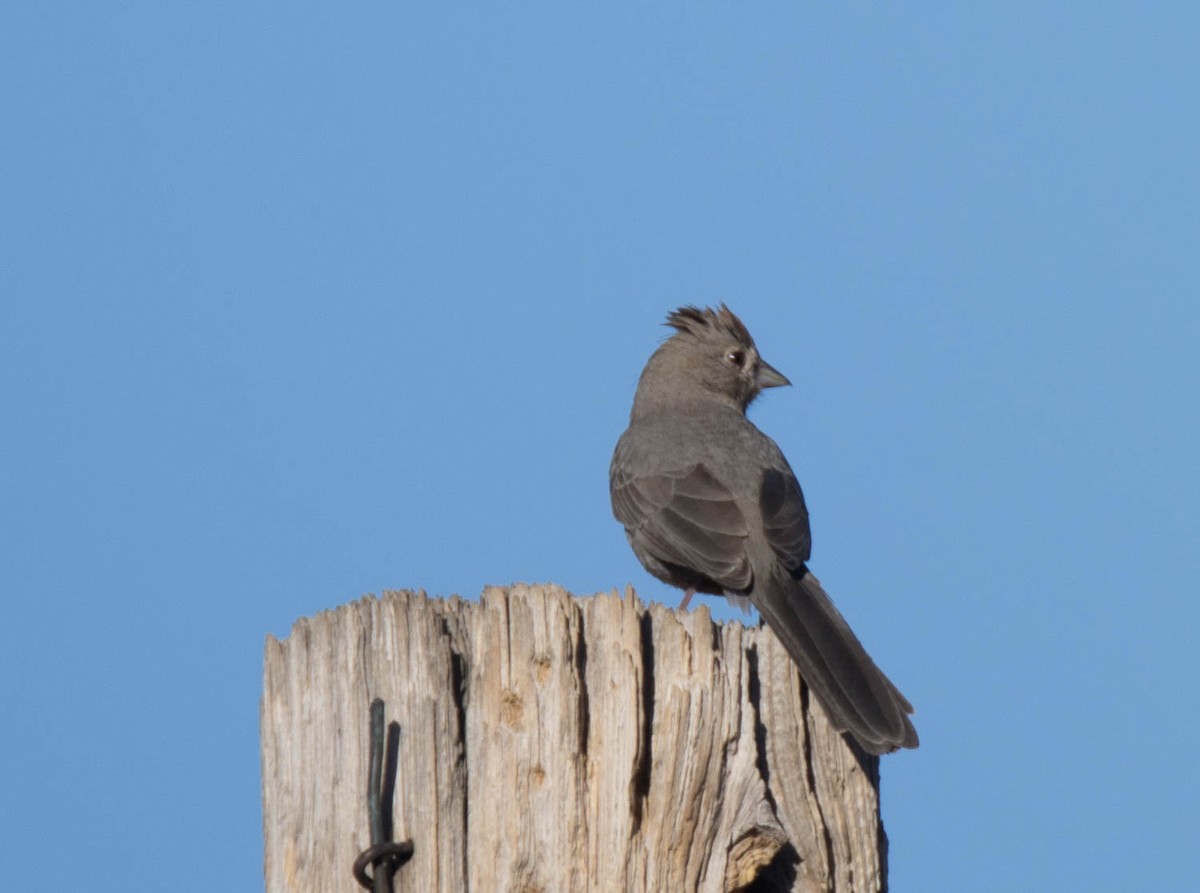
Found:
609,304 -> 918,754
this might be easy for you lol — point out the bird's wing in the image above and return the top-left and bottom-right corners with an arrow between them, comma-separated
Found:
759,466 -> 812,572
611,460 -> 753,591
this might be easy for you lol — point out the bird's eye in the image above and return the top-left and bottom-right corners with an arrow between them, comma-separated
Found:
725,349 -> 746,367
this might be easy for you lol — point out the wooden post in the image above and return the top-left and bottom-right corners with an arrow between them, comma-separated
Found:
261,585 -> 889,892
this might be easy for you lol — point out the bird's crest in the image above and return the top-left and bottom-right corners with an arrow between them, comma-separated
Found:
664,304 -> 753,346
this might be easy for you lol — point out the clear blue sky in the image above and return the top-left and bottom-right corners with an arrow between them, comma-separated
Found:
3,4 -> 1197,890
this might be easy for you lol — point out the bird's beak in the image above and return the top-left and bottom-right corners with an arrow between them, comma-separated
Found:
756,360 -> 791,389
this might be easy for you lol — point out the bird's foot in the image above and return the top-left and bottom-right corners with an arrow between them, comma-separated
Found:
679,588 -> 695,611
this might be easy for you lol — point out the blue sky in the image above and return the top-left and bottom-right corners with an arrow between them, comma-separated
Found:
3,4 -> 1197,890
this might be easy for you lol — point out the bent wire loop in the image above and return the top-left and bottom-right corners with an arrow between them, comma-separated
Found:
353,698 -> 414,892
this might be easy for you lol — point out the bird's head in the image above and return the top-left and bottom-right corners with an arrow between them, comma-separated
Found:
634,304 -> 790,415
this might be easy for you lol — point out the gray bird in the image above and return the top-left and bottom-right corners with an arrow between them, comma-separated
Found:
610,305 -> 918,754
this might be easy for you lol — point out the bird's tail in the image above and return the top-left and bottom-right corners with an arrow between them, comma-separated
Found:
756,567 -> 918,754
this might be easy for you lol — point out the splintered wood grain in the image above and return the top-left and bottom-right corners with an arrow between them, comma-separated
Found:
262,585 -> 888,893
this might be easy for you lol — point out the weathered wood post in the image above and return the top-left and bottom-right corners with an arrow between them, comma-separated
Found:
261,584 -> 889,892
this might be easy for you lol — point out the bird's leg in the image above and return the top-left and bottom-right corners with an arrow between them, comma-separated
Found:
679,588 -> 695,611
